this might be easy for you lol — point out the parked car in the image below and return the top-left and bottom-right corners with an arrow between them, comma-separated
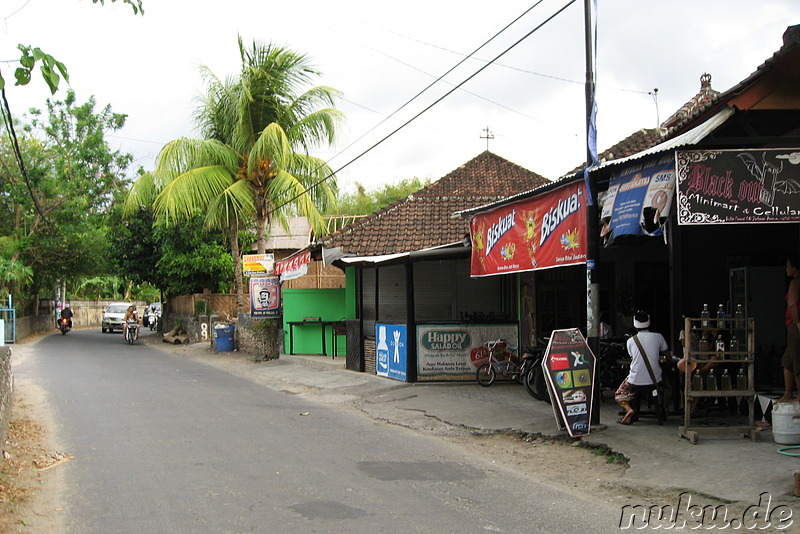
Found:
102,302 -> 133,333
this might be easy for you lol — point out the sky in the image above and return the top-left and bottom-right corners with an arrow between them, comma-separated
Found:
2,0 -> 800,194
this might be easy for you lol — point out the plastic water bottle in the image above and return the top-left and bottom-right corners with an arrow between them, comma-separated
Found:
692,372 -> 703,391
716,304 -> 726,328
721,369 -> 732,391
698,335 -> 710,354
736,367 -> 747,390
706,368 -> 718,391
730,334 -> 739,359
715,333 -> 725,353
701,304 -> 710,328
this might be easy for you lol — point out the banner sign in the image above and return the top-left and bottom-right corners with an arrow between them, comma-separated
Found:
416,324 -> 517,380
275,250 -> 311,281
600,157 -> 675,245
243,254 -> 274,276
249,276 -> 281,318
542,328 -> 596,437
676,148 -> 800,224
376,323 -> 409,382
469,181 -> 587,277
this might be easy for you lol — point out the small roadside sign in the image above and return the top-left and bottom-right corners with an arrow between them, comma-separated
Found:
541,328 -> 596,437
243,254 -> 274,276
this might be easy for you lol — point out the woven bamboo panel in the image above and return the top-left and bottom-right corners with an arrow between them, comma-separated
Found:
364,338 -> 376,375
170,295 -> 194,315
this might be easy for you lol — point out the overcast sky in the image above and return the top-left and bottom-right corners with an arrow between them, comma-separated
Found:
3,1 -> 799,193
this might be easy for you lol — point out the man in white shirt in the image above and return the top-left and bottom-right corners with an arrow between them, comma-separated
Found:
615,310 -> 671,424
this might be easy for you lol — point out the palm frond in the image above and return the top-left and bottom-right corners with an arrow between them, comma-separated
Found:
204,179 -> 256,230
153,165 -> 235,226
249,123 -> 292,176
156,137 -> 240,176
123,172 -> 158,217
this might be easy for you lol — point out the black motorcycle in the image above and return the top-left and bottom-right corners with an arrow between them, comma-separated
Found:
59,317 -> 71,335
521,341 -> 551,403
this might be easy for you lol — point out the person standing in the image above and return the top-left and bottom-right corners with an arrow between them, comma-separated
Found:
777,256 -> 800,403
615,310 -> 671,424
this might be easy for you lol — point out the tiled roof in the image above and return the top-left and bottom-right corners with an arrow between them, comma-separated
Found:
320,151 -> 550,256
566,128 -> 663,175
563,73 -> 725,176
660,73 -> 722,134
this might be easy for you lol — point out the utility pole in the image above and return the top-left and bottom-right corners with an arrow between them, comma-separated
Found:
583,0 -> 601,426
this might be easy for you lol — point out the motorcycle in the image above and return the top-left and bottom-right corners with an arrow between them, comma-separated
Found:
147,312 -> 158,331
59,317 -> 71,335
124,318 -> 139,344
522,343 -> 551,403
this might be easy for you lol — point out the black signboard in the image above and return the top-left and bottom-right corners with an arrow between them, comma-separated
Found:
676,148 -> 800,224
542,328 -> 596,437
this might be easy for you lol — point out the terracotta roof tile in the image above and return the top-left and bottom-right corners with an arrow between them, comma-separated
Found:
660,73 -> 722,134
320,151 -> 550,256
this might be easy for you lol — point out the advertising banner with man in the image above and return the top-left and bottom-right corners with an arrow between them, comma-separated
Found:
600,156 -> 675,245
249,276 -> 281,318
542,328 -> 596,437
469,181 -> 587,277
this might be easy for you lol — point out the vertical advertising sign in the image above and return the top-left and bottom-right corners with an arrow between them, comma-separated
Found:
375,324 -> 408,382
542,328 -> 596,437
469,181 -> 587,277
249,276 -> 281,318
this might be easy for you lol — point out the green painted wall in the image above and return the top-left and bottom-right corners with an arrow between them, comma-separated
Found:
282,288 -> 349,356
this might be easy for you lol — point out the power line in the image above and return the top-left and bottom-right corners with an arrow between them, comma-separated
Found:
321,0 -> 549,170
271,0 -> 578,217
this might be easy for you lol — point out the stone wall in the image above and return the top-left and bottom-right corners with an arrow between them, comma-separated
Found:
14,314 -> 55,340
236,318 -> 282,362
0,347 -> 11,454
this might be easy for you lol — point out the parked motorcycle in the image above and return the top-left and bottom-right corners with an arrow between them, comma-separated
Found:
522,344 -> 551,403
124,318 -> 139,344
59,317 -> 71,335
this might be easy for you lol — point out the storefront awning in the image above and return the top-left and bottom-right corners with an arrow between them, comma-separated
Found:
337,242 -> 465,265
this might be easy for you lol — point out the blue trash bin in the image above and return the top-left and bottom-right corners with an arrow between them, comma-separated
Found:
214,323 -> 235,352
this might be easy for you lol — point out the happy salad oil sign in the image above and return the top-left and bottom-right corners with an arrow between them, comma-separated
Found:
469,181 -> 587,277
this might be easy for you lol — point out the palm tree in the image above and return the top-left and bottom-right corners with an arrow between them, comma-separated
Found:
125,37 -> 343,312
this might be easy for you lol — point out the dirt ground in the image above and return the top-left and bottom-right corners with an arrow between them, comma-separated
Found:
0,382 -> 64,534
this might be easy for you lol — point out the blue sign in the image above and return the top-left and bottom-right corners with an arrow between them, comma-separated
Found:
601,158 -> 675,245
376,324 -> 408,382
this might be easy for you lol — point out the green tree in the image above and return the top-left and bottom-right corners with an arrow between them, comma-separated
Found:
330,177 -> 431,216
0,91 -> 133,311
126,37 -> 343,312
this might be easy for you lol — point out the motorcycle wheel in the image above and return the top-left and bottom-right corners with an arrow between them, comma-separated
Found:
61,327 -> 67,335
524,366 -> 551,403
476,363 -> 496,387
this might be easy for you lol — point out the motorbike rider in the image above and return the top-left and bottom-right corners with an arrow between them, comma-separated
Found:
122,305 -> 139,340
59,304 -> 74,329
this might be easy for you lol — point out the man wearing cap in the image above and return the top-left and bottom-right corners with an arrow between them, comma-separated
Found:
615,310 -> 671,424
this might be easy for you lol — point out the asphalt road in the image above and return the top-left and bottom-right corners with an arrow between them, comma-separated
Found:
14,328 -> 620,533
